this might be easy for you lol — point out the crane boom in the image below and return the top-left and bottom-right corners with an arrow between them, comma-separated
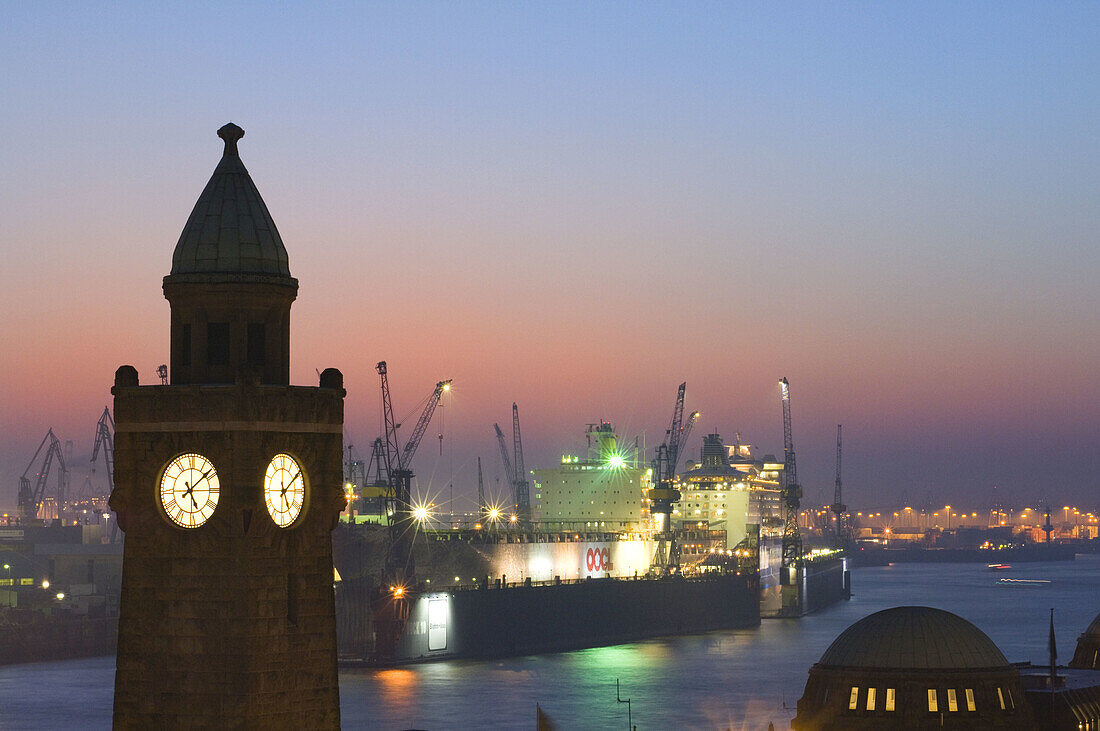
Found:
511,403 -> 530,522
91,407 -> 115,493
664,383 -> 687,469
376,361 -> 401,475
650,382 -> 692,574
399,379 -> 452,468
494,423 -> 515,506
779,377 -> 803,574
374,362 -> 450,587
678,410 -> 701,470
477,457 -> 486,515
18,429 -> 66,521
511,403 -> 525,482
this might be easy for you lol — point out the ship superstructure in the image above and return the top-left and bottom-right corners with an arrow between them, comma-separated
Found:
531,422 -> 651,531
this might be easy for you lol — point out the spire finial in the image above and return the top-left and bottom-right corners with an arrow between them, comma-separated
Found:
217,122 -> 245,157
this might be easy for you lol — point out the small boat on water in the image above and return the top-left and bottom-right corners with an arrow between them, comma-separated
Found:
987,563 -> 1012,571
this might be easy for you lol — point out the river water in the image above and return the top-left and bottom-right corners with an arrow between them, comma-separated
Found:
2,556 -> 1098,730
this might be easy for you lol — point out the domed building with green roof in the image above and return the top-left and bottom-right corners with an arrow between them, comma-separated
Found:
792,606 -> 1031,729
1070,611 -> 1100,670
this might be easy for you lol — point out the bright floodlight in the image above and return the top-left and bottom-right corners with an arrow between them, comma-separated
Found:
606,453 -> 627,469
412,504 -> 430,522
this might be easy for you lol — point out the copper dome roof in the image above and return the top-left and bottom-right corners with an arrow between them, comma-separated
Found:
817,606 -> 1010,671
170,123 -> 291,277
1083,611 -> 1100,639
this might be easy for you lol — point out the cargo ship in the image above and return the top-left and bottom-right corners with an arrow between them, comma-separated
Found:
332,523 -> 847,665
363,571 -> 759,664
333,423 -> 850,664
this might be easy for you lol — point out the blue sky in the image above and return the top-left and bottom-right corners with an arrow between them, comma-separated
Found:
1,3 -> 1098,511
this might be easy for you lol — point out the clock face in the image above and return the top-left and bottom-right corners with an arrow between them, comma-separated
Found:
265,453 -> 305,527
160,453 -> 220,528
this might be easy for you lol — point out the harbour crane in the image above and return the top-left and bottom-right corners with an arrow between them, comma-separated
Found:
371,362 -> 451,664
681,410 -> 700,466
90,407 -> 119,540
375,361 -> 452,585
650,383 -> 699,574
512,403 -> 530,524
476,457 -> 486,519
91,407 -> 115,499
830,424 -> 847,547
493,422 -> 514,511
342,443 -> 368,516
779,378 -> 803,580
493,406 -> 530,525
18,429 -> 67,522
365,438 -> 390,489
351,437 -> 392,520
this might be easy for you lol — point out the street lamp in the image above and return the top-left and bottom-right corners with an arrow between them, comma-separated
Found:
3,564 -> 9,608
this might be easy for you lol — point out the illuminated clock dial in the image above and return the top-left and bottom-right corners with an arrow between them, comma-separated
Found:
160,453 -> 220,528
264,453 -> 305,527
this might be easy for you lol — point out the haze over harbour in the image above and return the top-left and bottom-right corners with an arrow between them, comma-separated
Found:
2,7 -> 1099,518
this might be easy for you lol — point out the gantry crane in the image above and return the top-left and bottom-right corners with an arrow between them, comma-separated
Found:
830,424 -> 847,547
493,405 -> 530,525
371,362 -> 451,664
342,443 -> 367,515
493,422 -> 514,508
649,383 -> 699,574
476,457 -> 487,519
18,429 -> 67,522
512,403 -> 530,523
375,361 -> 452,585
90,407 -> 119,540
91,407 -> 115,500
779,378 -> 803,580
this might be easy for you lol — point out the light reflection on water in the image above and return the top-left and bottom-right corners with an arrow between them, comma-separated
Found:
1,556 -> 1097,730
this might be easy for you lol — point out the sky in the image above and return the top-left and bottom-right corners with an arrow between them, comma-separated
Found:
1,2 -> 1098,515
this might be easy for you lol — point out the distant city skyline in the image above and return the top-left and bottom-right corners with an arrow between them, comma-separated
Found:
2,3 -> 1098,512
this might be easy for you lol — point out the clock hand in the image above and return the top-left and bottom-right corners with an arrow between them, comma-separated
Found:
181,481 -> 198,509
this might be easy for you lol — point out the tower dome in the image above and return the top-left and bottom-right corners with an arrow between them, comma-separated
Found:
1070,610 -> 1100,669
818,606 -> 1010,670
162,124 -> 298,386
170,123 -> 290,277
793,607 -> 1030,730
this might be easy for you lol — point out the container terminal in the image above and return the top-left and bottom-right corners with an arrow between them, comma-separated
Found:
332,374 -> 849,666
7,364 -> 1095,667
4,371 -> 851,667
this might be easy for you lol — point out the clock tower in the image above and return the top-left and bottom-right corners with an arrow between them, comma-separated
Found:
110,124 -> 343,728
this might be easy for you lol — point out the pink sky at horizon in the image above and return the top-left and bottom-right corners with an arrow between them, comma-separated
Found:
2,3 -> 1098,513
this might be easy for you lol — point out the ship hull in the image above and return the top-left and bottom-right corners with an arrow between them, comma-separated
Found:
349,572 -> 759,666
